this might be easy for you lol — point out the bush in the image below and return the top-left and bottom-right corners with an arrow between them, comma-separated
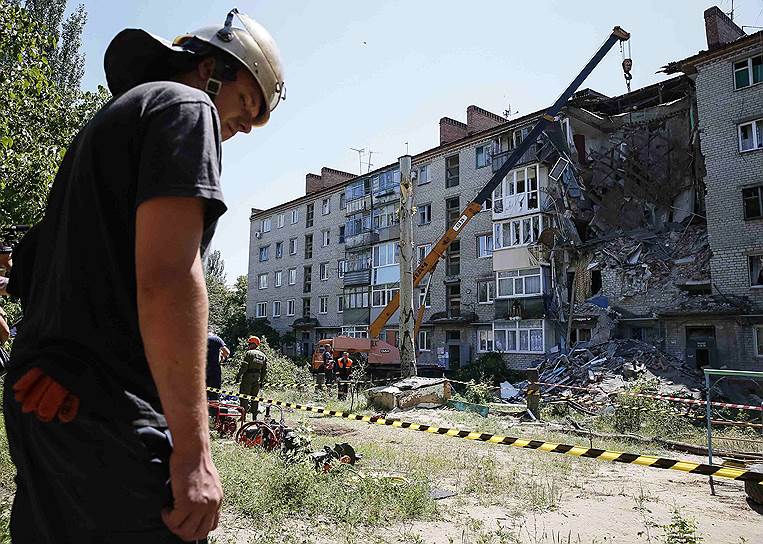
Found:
453,352 -> 525,385
222,337 -> 312,387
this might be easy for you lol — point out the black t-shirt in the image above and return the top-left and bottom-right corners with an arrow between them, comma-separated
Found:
9,81 -> 226,423
206,334 -> 225,385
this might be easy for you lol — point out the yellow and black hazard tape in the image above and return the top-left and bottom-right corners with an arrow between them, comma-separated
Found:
206,387 -> 763,486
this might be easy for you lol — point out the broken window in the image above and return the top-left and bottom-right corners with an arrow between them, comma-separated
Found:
570,328 -> 592,345
445,154 -> 460,188
446,197 -> 460,226
303,266 -> 312,293
738,119 -> 763,152
446,283 -> 461,317
493,214 -> 546,249
743,186 -> 763,219
446,240 -> 460,276
750,255 -> 763,287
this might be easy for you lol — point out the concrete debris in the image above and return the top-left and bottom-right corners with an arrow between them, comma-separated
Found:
365,377 -> 452,411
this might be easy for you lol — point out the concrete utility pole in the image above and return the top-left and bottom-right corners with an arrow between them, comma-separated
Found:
398,155 -> 417,377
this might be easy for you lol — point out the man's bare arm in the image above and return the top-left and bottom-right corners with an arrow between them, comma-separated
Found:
135,196 -> 222,541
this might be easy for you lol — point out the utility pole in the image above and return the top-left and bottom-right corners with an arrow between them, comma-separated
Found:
398,155 -> 417,377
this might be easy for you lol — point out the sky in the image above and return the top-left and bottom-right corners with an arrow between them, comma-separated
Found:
68,0 -> 763,281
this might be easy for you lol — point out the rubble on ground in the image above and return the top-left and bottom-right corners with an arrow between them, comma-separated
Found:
365,377 -> 452,411
512,338 -> 703,402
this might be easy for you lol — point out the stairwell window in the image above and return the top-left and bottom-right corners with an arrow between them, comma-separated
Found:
306,203 -> 314,228
302,298 -> 311,318
734,54 -> 763,90
304,234 -> 313,259
303,265 -> 312,293
738,118 -> 763,152
445,154 -> 460,188
256,302 -> 267,318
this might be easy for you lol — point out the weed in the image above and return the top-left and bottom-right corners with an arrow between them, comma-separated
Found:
662,509 -> 703,544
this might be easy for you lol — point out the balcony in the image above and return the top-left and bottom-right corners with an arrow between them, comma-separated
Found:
373,188 -> 400,206
343,269 -> 371,286
345,195 -> 371,215
491,145 -> 539,173
344,231 -> 378,249
492,193 -> 540,219
376,223 -> 400,242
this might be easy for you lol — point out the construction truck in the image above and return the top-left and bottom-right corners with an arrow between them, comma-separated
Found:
312,26 -> 632,379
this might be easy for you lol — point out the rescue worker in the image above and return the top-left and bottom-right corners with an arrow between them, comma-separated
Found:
2,8 -> 284,543
323,347 -> 336,386
337,351 -> 354,400
237,335 -> 267,418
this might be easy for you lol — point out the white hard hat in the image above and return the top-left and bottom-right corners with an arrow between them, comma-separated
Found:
104,8 -> 285,127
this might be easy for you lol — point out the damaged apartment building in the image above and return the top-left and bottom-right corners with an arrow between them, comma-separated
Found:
248,6 -> 762,373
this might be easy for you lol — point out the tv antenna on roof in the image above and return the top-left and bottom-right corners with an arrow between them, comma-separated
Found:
350,147 -> 365,175
367,149 -> 376,173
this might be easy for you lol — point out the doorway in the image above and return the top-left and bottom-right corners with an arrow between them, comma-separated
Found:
685,326 -> 716,370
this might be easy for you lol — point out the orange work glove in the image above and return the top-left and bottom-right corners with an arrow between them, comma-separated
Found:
13,367 -> 80,423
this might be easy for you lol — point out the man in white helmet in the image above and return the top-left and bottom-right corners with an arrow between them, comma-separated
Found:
3,9 -> 284,543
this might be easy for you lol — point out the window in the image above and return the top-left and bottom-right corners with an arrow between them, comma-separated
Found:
303,265 -> 312,293
494,214 -> 548,249
476,143 -> 491,168
417,244 -> 432,266
339,225 -> 345,243
497,268 -> 542,297
342,326 -> 368,338
738,118 -> 763,152
289,237 -> 297,255
755,325 -> 763,357
272,301 -> 281,317
304,234 -> 313,259
734,54 -> 763,90
288,268 -> 296,285
372,241 -> 399,268
477,234 -> 493,258
291,209 -> 299,224
417,330 -> 432,351
372,283 -> 400,307
261,218 -> 271,233
306,203 -> 314,227
744,186 -> 763,219
275,241 -> 283,259
338,295 -> 344,313
418,203 -> 432,225
344,286 -> 369,309
286,299 -> 295,316
322,198 -> 331,215
372,170 -> 400,194
319,262 -> 329,281
492,164 -> 539,214
339,192 -> 346,210
347,250 -> 371,273
418,288 -> 431,308
570,327 -> 592,345
373,204 -> 398,229
302,298 -> 311,317
346,179 -> 370,201
477,328 -> 494,352
256,302 -> 267,318
445,154 -> 459,188
258,245 -> 270,262
258,273 -> 268,289
446,284 -> 461,317
338,259 -> 346,278
418,165 -> 431,185
274,270 -> 283,287
494,319 -> 544,353
446,330 -> 461,342
322,229 -> 330,247
319,296 -> 329,314
277,213 -> 285,229
446,196 -> 460,227
750,255 -> 763,287
478,280 -> 495,304
446,240 -> 460,276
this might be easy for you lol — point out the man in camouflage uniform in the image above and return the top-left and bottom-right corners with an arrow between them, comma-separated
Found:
236,336 -> 267,418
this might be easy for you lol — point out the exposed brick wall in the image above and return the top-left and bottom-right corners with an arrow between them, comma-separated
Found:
703,6 -> 745,50
466,105 -> 505,134
440,117 -> 468,145
305,168 -> 355,195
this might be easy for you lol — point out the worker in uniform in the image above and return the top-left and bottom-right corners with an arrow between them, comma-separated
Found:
2,8 -> 285,543
323,347 -> 336,387
336,351 -> 354,400
237,335 -> 267,418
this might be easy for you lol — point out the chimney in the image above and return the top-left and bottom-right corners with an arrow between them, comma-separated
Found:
305,168 -> 355,195
439,117 -> 468,145
704,6 -> 745,50
466,105 -> 505,134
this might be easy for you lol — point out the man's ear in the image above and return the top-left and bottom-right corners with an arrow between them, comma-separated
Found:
197,56 -> 217,81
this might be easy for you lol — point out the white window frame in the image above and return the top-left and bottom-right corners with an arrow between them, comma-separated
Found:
738,118 -> 763,152
319,262 -> 329,281
291,209 -> 299,224
372,283 -> 399,307
417,243 -> 432,266
493,320 -> 544,354
496,268 -> 543,298
493,214 -> 547,249
477,328 -> 494,352
277,213 -> 285,229
373,203 -> 398,230
372,241 -> 399,268
286,299 -> 295,316
750,255 -> 763,288
261,218 -> 271,233
258,273 -> 268,290
272,300 -> 281,317
259,245 -> 269,262
418,203 -> 432,225
288,268 -> 296,285
418,165 -> 431,185
275,241 -> 283,259
477,234 -> 493,258
289,238 -> 297,255
417,330 -> 432,351
341,326 -> 368,339
338,295 -> 345,313
338,259 -> 346,278
417,288 -> 431,308
322,229 -> 330,247
256,302 -> 267,318
754,325 -> 763,357
492,164 -> 540,216
477,280 -> 495,304
274,270 -> 283,287
476,143 -> 492,168
734,54 -> 763,90
322,198 -> 331,215
344,286 -> 369,309
318,296 -> 329,314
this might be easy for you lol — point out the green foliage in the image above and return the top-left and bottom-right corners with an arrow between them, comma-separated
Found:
662,509 -> 703,544
462,381 -> 495,405
453,352 -> 524,385
222,337 -> 311,387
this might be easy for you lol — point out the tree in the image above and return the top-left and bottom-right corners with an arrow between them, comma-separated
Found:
204,250 -> 226,282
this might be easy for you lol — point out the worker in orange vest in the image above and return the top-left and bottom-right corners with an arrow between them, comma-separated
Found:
336,352 -> 354,400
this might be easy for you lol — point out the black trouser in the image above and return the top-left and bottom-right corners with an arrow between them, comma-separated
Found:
3,375 -> 201,543
337,372 -> 351,399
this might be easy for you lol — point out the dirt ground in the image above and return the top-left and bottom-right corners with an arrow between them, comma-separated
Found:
212,406 -> 763,544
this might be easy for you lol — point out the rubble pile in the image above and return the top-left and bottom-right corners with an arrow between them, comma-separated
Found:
513,338 -> 703,401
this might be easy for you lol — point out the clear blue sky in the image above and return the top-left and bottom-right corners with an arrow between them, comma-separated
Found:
69,0 -> 763,281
